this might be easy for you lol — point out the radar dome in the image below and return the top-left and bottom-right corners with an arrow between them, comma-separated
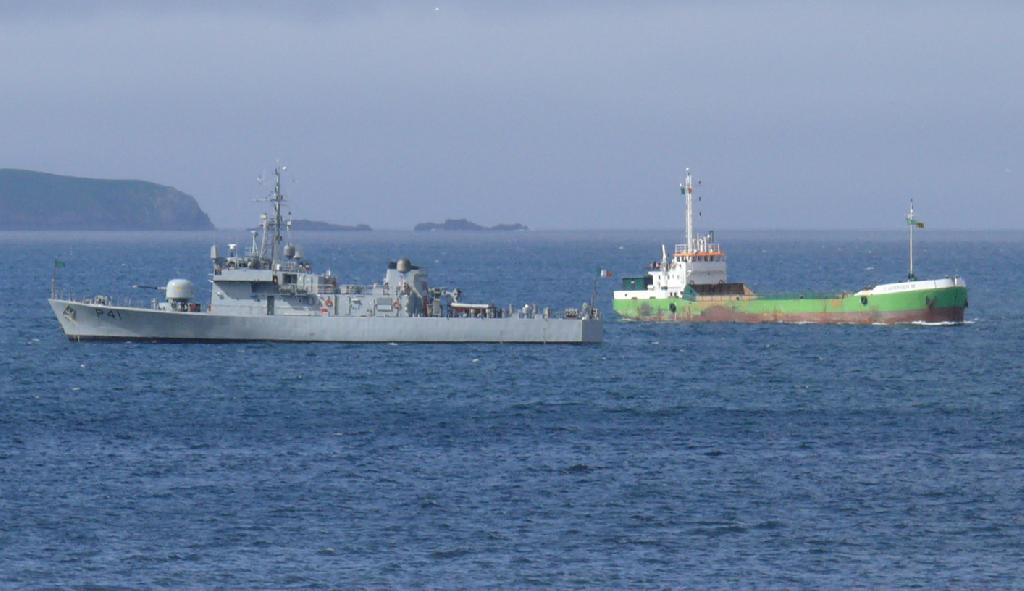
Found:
396,258 -> 412,272
166,278 -> 194,302
284,244 -> 296,259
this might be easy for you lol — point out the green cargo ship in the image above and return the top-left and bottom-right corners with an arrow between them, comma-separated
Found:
613,170 -> 967,324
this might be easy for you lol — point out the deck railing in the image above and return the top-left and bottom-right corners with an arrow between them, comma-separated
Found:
674,243 -> 723,255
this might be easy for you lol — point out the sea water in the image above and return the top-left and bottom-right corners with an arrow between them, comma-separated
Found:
1,230 -> 1022,588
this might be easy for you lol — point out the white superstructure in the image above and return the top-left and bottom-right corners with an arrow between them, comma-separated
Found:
615,168 -> 728,301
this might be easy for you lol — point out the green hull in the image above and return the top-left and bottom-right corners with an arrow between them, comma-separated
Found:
613,285 -> 967,324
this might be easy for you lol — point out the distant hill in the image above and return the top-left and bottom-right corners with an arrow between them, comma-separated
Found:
281,219 -> 372,232
414,218 -> 528,232
0,168 -> 214,230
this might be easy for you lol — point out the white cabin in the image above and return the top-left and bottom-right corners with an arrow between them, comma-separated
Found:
615,169 -> 729,301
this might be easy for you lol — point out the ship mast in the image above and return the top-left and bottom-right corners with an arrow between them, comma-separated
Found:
909,199 -> 925,280
682,168 -> 694,252
906,199 -> 918,281
270,166 -> 286,266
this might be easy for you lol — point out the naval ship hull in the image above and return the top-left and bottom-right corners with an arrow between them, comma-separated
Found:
49,299 -> 602,344
613,279 -> 967,325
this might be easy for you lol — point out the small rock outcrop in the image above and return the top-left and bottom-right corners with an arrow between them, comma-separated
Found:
414,218 -> 528,232
283,219 -> 372,232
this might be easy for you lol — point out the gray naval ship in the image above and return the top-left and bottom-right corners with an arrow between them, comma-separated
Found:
49,168 -> 602,343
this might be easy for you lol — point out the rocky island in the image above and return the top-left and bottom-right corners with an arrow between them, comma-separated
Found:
414,218 -> 528,232
0,168 -> 214,230
269,219 -> 372,232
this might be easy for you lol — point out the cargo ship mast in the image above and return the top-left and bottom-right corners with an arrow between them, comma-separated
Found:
682,168 -> 694,252
653,168 -> 728,290
906,199 -> 922,281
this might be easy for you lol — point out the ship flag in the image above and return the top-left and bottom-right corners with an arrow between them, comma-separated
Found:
906,201 -> 924,228
598,269 -> 613,278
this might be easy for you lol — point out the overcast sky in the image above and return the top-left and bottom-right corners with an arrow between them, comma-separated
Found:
1,1 -> 1021,229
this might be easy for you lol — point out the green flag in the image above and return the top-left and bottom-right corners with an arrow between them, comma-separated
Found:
54,259 -> 66,268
